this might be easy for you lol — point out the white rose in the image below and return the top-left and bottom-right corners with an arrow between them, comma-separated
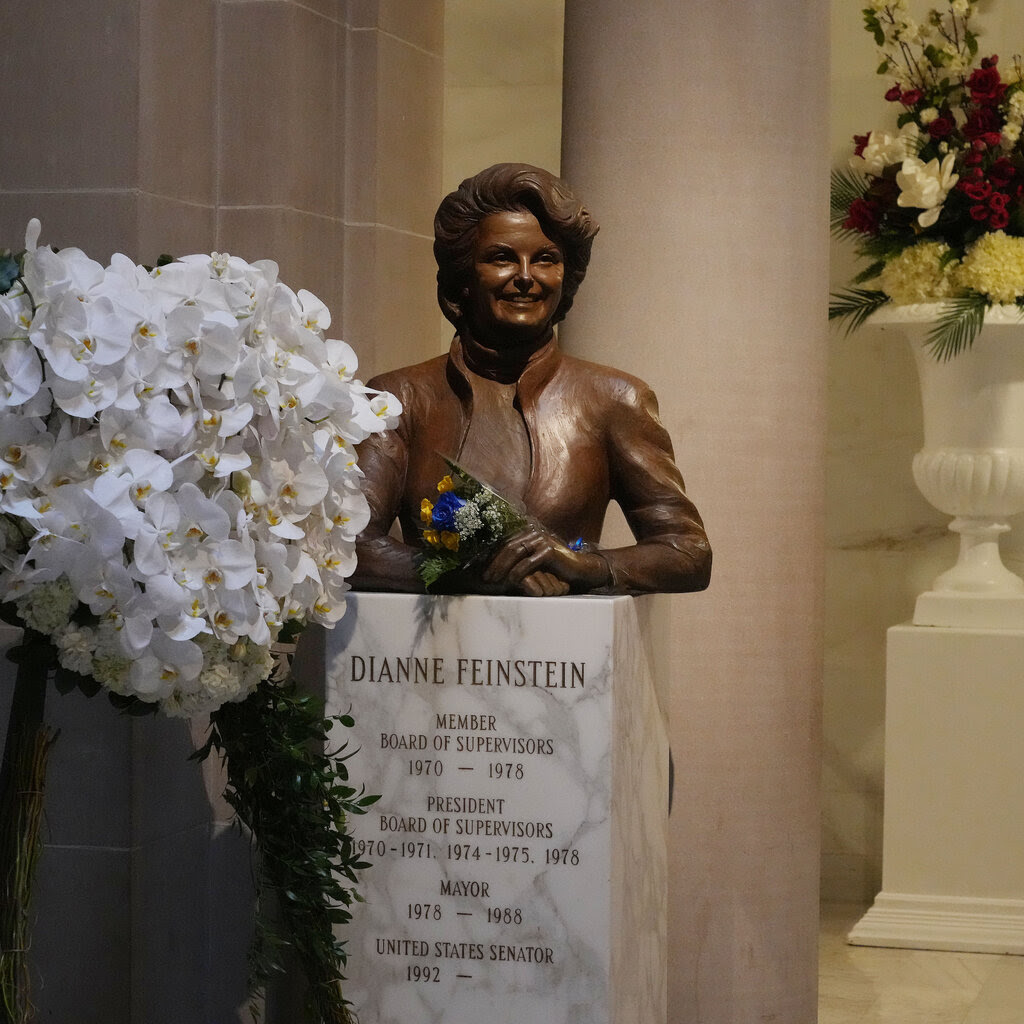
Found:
896,153 -> 959,227
850,124 -> 921,176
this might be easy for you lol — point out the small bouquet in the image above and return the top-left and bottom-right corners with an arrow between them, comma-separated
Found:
416,459 -> 528,590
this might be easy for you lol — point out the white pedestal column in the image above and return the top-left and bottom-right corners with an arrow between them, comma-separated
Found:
325,593 -> 668,1024
849,624 -> 1024,952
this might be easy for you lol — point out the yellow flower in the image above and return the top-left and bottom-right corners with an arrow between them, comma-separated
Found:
420,498 -> 434,522
879,241 -> 961,304
440,531 -> 460,551
436,475 -> 454,494
423,529 -> 441,547
956,231 -> 1024,304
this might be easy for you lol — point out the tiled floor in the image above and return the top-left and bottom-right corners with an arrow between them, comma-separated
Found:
820,903 -> 1024,1024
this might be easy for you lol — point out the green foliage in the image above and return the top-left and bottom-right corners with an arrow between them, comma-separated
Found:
0,254 -> 19,296
923,293 -> 988,360
417,550 -> 462,590
828,289 -> 891,334
852,260 -> 886,285
196,676 -> 376,1024
829,168 -> 869,239
863,8 -> 885,46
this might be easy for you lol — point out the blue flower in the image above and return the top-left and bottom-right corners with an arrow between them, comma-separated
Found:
431,491 -> 466,531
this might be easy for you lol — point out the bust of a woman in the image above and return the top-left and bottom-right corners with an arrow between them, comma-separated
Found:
352,163 -> 711,596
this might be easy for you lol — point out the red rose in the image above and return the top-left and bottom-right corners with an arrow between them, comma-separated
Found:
964,107 -> 1003,140
968,64 -> 1005,104
970,204 -> 991,221
843,198 -> 881,235
885,85 -> 902,102
989,158 -> 1016,188
989,191 -> 1010,212
853,133 -> 870,157
990,207 -> 1010,229
960,180 -> 993,201
927,116 -> 955,140
901,88 -> 923,106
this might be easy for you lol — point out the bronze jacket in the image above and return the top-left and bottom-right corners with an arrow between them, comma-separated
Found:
352,337 -> 711,594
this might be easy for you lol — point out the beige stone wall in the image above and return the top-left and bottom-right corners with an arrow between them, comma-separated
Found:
0,0 -> 442,380
443,0 -> 564,187
343,0 -> 444,374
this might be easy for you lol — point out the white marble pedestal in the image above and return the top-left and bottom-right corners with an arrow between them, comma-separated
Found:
849,624 -> 1024,953
325,593 -> 668,1024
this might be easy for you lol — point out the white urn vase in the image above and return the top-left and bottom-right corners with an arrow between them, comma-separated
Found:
875,303 -> 1024,629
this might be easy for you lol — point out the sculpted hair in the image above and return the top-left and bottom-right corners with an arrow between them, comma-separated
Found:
434,163 -> 599,328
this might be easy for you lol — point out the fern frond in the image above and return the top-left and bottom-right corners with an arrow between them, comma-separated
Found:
830,167 -> 869,236
828,289 -> 890,334
852,260 -> 886,285
923,294 -> 987,361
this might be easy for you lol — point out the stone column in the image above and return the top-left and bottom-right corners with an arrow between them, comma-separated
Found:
561,3 -> 828,1021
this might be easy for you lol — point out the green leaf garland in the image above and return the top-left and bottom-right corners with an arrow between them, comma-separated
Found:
197,673 -> 376,1024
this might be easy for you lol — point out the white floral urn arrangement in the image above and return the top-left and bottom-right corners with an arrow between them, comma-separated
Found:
831,0 -> 1024,628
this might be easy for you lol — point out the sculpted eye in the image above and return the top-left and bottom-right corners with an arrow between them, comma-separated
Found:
536,251 -> 562,264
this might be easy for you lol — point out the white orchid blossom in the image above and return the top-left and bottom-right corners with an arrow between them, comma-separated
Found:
0,220 -> 401,715
896,153 -> 959,227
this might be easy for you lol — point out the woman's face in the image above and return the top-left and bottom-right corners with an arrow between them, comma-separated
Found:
464,210 -> 564,347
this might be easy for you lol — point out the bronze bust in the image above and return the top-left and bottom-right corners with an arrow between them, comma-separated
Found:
352,163 -> 711,596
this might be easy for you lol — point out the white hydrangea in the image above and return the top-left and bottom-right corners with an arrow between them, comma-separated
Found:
53,622 -> 97,676
15,577 -> 78,635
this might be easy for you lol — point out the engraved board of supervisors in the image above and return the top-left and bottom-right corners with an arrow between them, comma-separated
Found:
332,644 -> 613,1020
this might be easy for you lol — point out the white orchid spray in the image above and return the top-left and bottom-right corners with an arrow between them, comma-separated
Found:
0,220 -> 400,716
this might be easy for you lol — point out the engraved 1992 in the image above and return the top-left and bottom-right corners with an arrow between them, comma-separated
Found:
407,965 -> 441,983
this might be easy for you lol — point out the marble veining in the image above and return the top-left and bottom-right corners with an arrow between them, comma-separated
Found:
325,593 -> 667,1024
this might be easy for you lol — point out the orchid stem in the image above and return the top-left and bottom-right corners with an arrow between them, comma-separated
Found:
1,635 -> 58,1024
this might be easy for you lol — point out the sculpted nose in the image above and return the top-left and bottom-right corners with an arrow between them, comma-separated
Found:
513,258 -> 533,291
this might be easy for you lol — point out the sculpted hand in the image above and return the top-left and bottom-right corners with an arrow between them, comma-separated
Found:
519,571 -> 571,597
482,526 -> 611,595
